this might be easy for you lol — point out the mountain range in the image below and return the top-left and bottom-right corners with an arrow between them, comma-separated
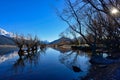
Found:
0,28 -> 72,46
49,37 -> 72,46
0,28 -> 15,38
0,28 -> 15,45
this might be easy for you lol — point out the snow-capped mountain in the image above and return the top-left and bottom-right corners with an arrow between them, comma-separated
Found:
0,28 -> 16,45
0,28 -> 15,38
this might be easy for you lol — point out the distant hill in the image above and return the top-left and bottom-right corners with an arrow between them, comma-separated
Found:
41,40 -> 50,44
49,37 -> 72,46
0,35 -> 15,45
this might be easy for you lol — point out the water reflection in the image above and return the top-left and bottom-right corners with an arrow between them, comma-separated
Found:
12,51 -> 41,74
0,51 -> 18,64
52,47 -> 71,53
0,47 -> 91,80
40,46 -> 47,54
59,50 -> 91,79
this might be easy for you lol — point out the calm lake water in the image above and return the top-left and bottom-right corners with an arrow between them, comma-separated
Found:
0,48 -> 91,80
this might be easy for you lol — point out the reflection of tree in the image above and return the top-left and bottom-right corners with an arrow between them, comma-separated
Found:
25,52 -> 40,67
13,58 -> 25,73
12,48 -> 47,74
40,46 -> 47,54
59,50 -> 91,79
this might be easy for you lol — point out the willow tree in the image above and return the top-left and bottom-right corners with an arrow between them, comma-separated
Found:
14,34 -> 26,58
58,0 -> 120,53
58,0 -> 91,44
85,0 -> 120,26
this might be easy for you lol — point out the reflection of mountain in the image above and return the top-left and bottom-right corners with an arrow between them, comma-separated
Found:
59,50 -> 91,79
52,47 -> 71,53
0,51 -> 18,64
49,37 -> 71,46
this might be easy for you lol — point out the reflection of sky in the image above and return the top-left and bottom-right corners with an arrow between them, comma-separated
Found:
0,48 -> 91,80
59,51 -> 91,79
0,51 -> 18,64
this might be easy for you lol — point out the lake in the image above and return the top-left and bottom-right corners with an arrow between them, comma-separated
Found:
0,48 -> 91,80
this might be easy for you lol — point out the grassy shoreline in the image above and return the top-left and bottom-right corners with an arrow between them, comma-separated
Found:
0,45 -> 17,48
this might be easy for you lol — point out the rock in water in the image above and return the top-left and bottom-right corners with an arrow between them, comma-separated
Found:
72,66 -> 81,72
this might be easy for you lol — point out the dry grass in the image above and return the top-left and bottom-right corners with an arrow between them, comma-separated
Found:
0,45 -> 17,48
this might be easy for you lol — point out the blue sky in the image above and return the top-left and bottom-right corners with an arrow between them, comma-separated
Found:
0,0 -> 67,41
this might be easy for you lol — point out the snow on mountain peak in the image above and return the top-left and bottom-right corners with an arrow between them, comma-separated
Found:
0,28 -> 15,38
0,28 -> 8,35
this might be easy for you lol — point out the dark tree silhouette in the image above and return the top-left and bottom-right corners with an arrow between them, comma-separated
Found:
58,0 -> 120,54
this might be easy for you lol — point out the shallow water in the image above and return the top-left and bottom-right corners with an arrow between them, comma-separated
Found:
0,48 -> 91,80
